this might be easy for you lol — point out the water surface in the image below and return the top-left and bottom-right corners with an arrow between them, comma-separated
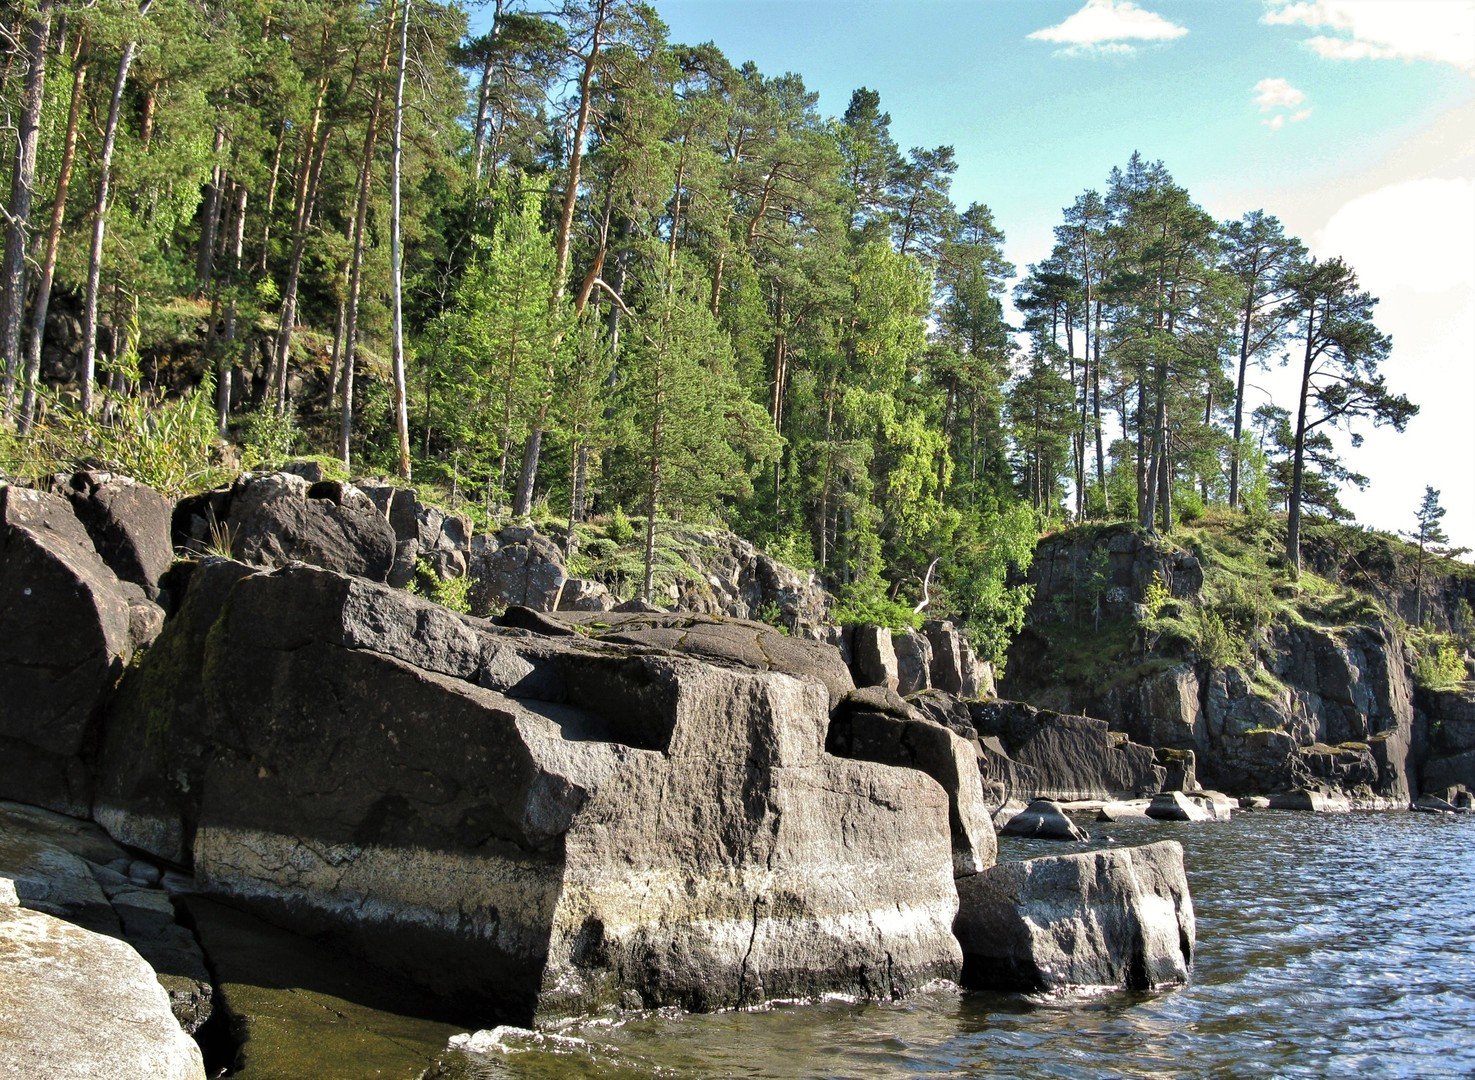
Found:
437,812 -> 1475,1078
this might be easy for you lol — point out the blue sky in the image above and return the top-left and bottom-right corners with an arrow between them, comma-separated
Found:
472,0 -> 1475,547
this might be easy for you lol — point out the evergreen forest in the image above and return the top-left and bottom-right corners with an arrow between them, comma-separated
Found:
0,0 -> 1421,659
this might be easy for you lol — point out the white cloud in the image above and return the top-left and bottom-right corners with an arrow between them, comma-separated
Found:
1262,1 -> 1475,73
1316,176 -> 1475,294
1028,0 -> 1188,57
1254,76 -> 1307,109
1254,78 -> 1312,129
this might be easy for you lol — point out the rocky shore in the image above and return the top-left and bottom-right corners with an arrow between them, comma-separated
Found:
2,469 -> 1469,1075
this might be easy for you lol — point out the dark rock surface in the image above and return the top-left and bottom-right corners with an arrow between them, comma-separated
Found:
954,841 -> 1194,994
60,471 -> 175,599
969,701 -> 1165,802
0,485 -> 161,816
547,609 -> 856,710
99,562 -> 958,1023
468,525 -> 567,613
998,799 -> 1088,842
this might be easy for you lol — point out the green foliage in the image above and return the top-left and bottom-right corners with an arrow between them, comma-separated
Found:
832,589 -> 923,632
405,560 -> 473,615
1143,572 -> 1173,619
4,378 -> 227,496
238,405 -> 302,470
1413,638 -> 1467,692
607,506 -> 636,545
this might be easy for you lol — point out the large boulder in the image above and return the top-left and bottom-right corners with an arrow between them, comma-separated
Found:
175,473 -> 397,582
104,563 -> 959,1023
0,898 -> 205,1080
0,801 -> 213,1035
893,629 -> 933,696
59,471 -> 175,599
0,485 -> 160,815
827,690 -> 997,875
969,700 -> 1165,802
998,798 -> 1088,842
546,609 -> 856,710
467,525 -> 567,613
1146,790 -> 1211,822
851,626 -> 900,692
954,841 -> 1194,994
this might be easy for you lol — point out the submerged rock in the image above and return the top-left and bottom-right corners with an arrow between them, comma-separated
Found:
998,799 -> 1089,842
954,841 -> 1194,994
1146,791 -> 1211,822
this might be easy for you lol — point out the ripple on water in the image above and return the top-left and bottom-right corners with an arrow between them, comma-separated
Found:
435,812 -> 1475,1079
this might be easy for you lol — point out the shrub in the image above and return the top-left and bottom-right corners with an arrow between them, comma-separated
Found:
406,559 -> 472,614
3,376 -> 227,496
1414,640 -> 1466,691
607,505 -> 635,545
238,404 -> 300,470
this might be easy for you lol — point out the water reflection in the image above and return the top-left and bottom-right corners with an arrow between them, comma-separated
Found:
436,813 -> 1475,1079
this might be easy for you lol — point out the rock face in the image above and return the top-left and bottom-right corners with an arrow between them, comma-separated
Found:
1003,524 -> 1423,804
954,841 -> 1194,994
0,485 -> 162,816
969,701 -> 1165,802
101,562 -> 960,1023
0,891 -> 205,1080
60,471 -> 175,599
827,688 -> 997,875
1420,688 -> 1475,796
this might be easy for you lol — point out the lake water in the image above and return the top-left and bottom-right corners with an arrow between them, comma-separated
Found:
435,811 -> 1475,1079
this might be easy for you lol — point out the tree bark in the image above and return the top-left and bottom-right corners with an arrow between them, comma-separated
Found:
1,0 -> 54,416
81,0 -> 154,415
1286,304 -> 1316,576
20,44 -> 85,433
389,0 -> 413,480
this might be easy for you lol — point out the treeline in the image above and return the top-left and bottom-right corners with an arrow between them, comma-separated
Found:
0,0 -> 1413,653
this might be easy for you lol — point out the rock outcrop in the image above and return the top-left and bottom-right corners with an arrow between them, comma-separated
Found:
968,701 -> 1165,802
59,471 -> 175,599
0,801 -> 214,1034
1002,523 -> 1425,804
98,561 -> 961,1023
0,485 -> 163,816
954,841 -> 1194,994
826,688 -> 997,875
662,527 -> 831,630
174,473 -> 397,582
